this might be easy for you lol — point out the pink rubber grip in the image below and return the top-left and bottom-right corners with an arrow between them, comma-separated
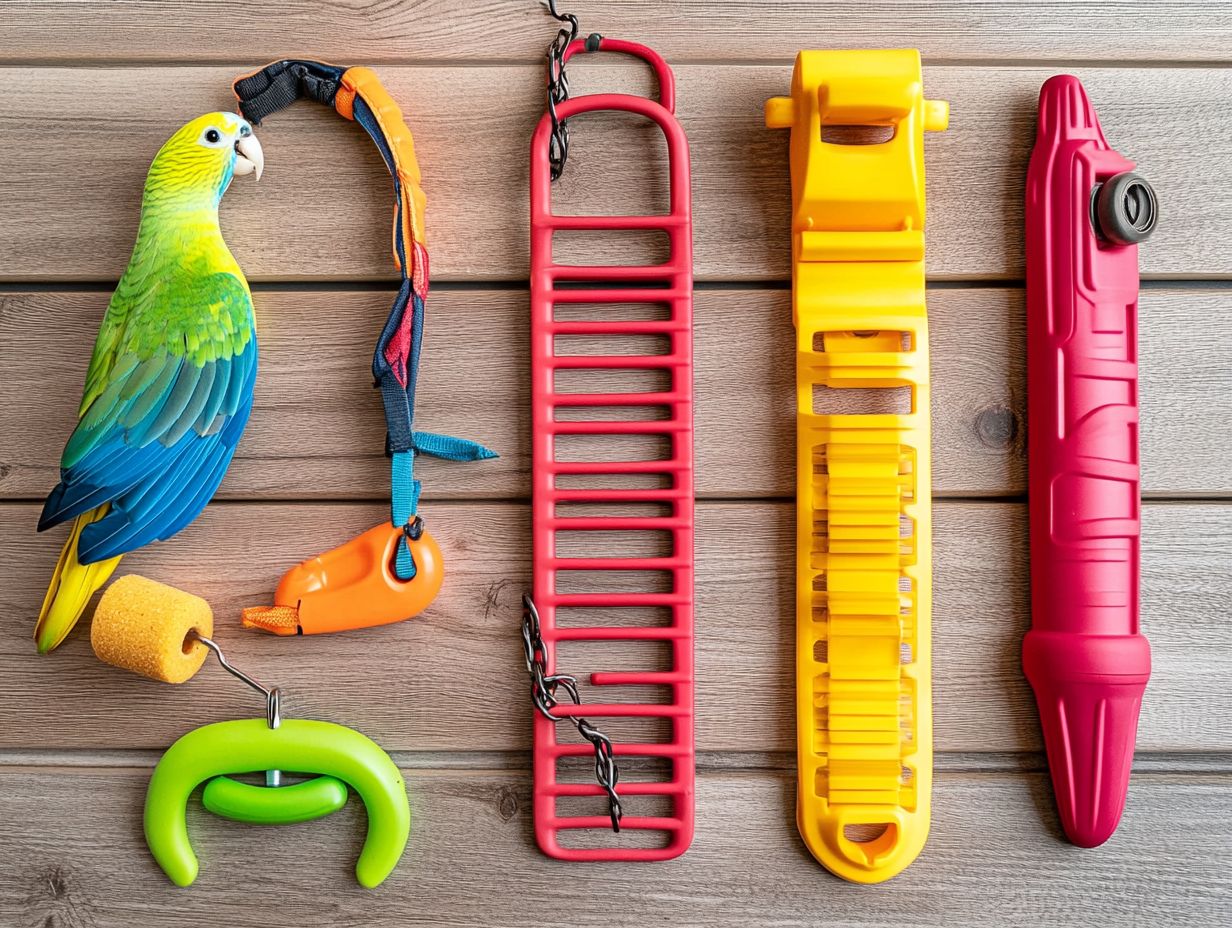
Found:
528,38 -> 695,862
1024,75 -> 1152,848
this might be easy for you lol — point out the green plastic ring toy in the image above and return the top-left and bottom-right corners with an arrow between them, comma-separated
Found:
144,718 -> 410,888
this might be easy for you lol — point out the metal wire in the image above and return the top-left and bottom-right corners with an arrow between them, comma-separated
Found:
189,631 -> 281,731
522,594 -> 622,831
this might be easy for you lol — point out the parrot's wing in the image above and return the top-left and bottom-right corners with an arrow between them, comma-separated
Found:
39,271 -> 257,562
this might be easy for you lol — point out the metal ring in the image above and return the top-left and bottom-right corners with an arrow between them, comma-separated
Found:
402,516 -> 424,541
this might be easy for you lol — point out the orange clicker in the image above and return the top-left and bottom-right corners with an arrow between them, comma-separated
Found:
242,523 -> 445,636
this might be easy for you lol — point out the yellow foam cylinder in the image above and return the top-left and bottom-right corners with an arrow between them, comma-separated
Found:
91,576 -> 214,684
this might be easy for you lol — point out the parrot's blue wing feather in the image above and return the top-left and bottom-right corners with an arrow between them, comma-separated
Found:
39,435 -> 183,527
72,341 -> 256,563
196,355 -> 232,433
39,271 -> 257,564
61,355 -> 183,468
79,442 -> 230,560
74,437 -> 215,559
119,433 -> 219,526
149,441 -> 239,540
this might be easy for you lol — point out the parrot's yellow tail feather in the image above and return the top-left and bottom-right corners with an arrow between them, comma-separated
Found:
35,508 -> 122,654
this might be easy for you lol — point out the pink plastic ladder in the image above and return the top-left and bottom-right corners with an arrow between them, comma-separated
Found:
528,37 -> 695,862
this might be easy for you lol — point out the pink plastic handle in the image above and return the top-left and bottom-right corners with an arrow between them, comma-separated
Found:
558,38 -> 676,113
1023,75 -> 1152,848
528,42 -> 695,862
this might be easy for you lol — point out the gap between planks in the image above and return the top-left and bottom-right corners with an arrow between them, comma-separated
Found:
4,57 -> 1232,70
4,280 -> 1232,293
2,749 -> 1230,776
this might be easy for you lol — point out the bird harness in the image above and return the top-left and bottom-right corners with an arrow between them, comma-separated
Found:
232,60 -> 495,636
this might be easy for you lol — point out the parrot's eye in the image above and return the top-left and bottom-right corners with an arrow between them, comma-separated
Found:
239,124 -> 251,137
204,129 -> 221,144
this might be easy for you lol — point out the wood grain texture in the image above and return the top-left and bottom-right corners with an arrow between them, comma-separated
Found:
3,1 -> 1231,64
0,65 -> 1226,282
1,765 -> 1229,928
3,287 -> 1229,501
2,499 -> 1228,754
2,3 -> 1230,920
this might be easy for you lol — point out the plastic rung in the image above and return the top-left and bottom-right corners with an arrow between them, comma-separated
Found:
539,846 -> 688,862
547,816 -> 684,831
550,626 -> 689,641
549,263 -> 684,281
544,592 -> 687,607
590,670 -> 692,685
548,702 -> 688,718
550,354 -> 684,370
548,742 -> 691,760
548,459 -> 685,475
546,555 -> 687,571
547,214 -> 686,231
545,781 -> 686,797
548,420 -> 684,436
545,517 -> 689,531
549,488 -> 682,503
549,391 -> 680,406
828,743 -> 904,763
544,288 -> 690,305
547,320 -> 689,336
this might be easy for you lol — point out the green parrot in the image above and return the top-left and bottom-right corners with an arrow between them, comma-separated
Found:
35,112 -> 265,653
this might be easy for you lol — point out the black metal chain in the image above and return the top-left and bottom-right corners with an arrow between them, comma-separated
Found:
522,594 -> 622,831
543,0 -> 579,181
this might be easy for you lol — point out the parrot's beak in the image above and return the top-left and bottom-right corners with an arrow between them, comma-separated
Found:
233,134 -> 264,181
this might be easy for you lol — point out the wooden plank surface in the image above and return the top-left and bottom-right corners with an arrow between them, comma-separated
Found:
3,3 -> 1231,923
2,765 -> 1229,928
3,499 -> 1228,754
3,287 -> 1229,502
4,1 -> 1232,64
0,65 -> 1227,282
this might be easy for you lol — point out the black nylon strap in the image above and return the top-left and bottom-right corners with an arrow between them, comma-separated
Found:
233,60 -> 344,125
378,370 -> 414,454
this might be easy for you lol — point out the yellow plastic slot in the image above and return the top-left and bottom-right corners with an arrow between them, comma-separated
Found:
766,49 -> 947,884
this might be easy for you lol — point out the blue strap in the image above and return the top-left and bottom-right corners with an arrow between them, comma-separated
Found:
388,432 -> 497,579
390,450 -> 421,579
412,431 -> 499,462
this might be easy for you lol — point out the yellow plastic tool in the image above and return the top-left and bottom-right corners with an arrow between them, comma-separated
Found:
765,49 -> 947,884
